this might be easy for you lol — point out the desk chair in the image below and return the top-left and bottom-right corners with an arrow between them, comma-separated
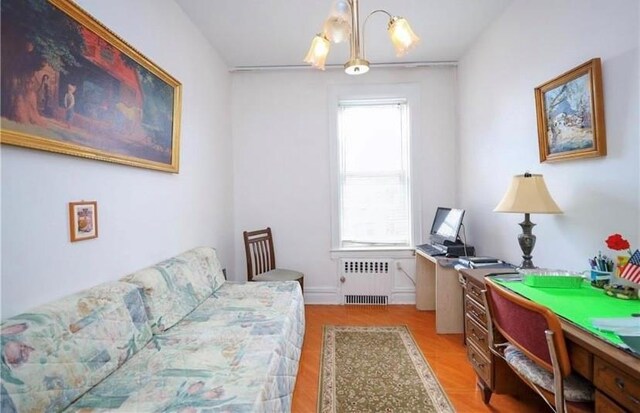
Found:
243,227 -> 304,292
483,280 -> 594,412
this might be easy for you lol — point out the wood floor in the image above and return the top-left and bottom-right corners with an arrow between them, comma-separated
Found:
292,305 -> 549,413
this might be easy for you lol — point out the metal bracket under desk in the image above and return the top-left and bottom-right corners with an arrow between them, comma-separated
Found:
415,249 -> 464,334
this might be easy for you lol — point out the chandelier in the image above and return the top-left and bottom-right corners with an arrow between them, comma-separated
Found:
304,0 -> 420,75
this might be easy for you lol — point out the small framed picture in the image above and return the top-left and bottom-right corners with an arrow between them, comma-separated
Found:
69,201 -> 98,242
534,58 -> 606,162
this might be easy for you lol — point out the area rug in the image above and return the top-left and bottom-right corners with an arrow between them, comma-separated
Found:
318,326 -> 454,413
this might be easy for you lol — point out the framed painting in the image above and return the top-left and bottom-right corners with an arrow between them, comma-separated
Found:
1,0 -> 182,172
534,58 -> 606,163
69,201 -> 98,242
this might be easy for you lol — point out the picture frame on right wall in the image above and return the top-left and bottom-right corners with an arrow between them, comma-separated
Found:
534,58 -> 606,163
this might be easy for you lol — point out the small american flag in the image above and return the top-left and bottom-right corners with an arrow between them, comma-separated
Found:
620,249 -> 640,284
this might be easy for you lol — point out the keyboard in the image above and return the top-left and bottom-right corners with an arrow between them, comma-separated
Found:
416,243 -> 446,256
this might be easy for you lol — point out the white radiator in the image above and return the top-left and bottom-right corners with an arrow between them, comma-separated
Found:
339,259 -> 392,305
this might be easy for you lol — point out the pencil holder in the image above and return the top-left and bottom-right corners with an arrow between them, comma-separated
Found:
590,269 -> 612,282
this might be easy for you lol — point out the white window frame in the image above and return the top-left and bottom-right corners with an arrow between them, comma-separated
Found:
328,83 -> 422,256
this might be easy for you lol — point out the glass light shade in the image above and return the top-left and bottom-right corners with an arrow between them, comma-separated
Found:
304,35 -> 330,70
388,17 -> 420,57
494,174 -> 562,214
323,16 -> 351,44
330,0 -> 351,18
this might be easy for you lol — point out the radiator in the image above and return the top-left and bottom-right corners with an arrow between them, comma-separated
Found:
339,259 -> 392,305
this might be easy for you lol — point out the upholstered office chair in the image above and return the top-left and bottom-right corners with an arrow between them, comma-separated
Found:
483,279 -> 594,413
243,227 -> 304,292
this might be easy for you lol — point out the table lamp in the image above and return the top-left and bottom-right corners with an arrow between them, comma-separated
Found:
494,173 -> 562,268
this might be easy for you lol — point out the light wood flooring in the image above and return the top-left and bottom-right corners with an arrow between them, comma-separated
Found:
292,305 -> 549,412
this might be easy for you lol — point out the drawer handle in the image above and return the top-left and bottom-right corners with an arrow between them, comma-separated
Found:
470,310 -> 483,320
615,377 -> 640,405
471,328 -> 485,343
471,353 -> 485,369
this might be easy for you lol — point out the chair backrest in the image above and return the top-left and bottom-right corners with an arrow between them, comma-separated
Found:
243,227 -> 276,281
484,279 -> 571,377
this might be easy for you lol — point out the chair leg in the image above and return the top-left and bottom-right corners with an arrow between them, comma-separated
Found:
546,331 -> 565,413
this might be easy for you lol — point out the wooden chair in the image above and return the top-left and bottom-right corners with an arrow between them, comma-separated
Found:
243,227 -> 304,292
483,279 -> 594,413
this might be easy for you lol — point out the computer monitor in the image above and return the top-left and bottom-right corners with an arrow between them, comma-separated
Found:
429,207 -> 465,245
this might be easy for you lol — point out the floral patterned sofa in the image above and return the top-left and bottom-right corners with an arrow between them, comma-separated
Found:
1,247 -> 305,412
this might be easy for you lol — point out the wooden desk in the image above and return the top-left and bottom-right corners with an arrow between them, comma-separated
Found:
459,268 -> 640,412
415,249 -> 463,334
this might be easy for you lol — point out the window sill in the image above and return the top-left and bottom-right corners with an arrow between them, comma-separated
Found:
330,248 -> 416,260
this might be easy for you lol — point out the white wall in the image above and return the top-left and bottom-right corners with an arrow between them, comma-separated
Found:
231,67 -> 457,303
457,0 -> 639,270
1,0 -> 234,318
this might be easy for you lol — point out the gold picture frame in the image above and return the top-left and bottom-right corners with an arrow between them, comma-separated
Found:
1,0 -> 181,172
534,58 -> 606,163
69,201 -> 98,242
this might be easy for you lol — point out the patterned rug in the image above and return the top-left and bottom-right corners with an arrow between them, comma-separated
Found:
318,326 -> 454,413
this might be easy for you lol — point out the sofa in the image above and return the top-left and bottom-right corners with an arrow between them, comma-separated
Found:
1,247 -> 305,412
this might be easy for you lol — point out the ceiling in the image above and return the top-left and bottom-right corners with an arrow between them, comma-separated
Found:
175,0 -> 512,70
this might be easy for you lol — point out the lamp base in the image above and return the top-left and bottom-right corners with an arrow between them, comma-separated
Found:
518,213 -> 537,269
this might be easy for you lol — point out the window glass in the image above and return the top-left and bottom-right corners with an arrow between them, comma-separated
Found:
338,100 -> 411,247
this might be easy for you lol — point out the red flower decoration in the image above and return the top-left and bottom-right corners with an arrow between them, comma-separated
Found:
605,234 -> 630,251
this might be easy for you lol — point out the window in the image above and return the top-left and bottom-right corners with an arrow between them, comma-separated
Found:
336,99 -> 412,248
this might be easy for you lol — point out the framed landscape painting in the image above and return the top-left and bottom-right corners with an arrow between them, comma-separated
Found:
1,0 -> 182,172
534,58 -> 606,163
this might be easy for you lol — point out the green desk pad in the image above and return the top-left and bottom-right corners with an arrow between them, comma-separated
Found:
492,278 -> 640,347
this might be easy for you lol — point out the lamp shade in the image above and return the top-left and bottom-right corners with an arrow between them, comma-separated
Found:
494,174 -> 562,214
325,0 -> 351,43
304,35 -> 331,70
387,17 -> 420,57
324,16 -> 351,44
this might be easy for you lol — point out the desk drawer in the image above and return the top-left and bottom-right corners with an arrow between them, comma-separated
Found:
466,280 -> 484,305
594,357 -> 640,412
595,390 -> 626,413
465,296 -> 487,325
467,341 -> 491,387
567,341 -> 593,381
465,315 -> 490,358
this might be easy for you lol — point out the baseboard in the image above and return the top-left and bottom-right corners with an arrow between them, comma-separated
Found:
303,287 -> 340,304
391,289 -> 416,304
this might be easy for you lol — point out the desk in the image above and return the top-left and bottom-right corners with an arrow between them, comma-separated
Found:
459,268 -> 640,412
415,249 -> 463,334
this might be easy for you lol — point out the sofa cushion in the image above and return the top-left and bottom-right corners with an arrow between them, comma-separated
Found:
121,247 -> 225,334
1,282 -> 151,413
65,281 -> 305,412
188,246 -> 225,292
